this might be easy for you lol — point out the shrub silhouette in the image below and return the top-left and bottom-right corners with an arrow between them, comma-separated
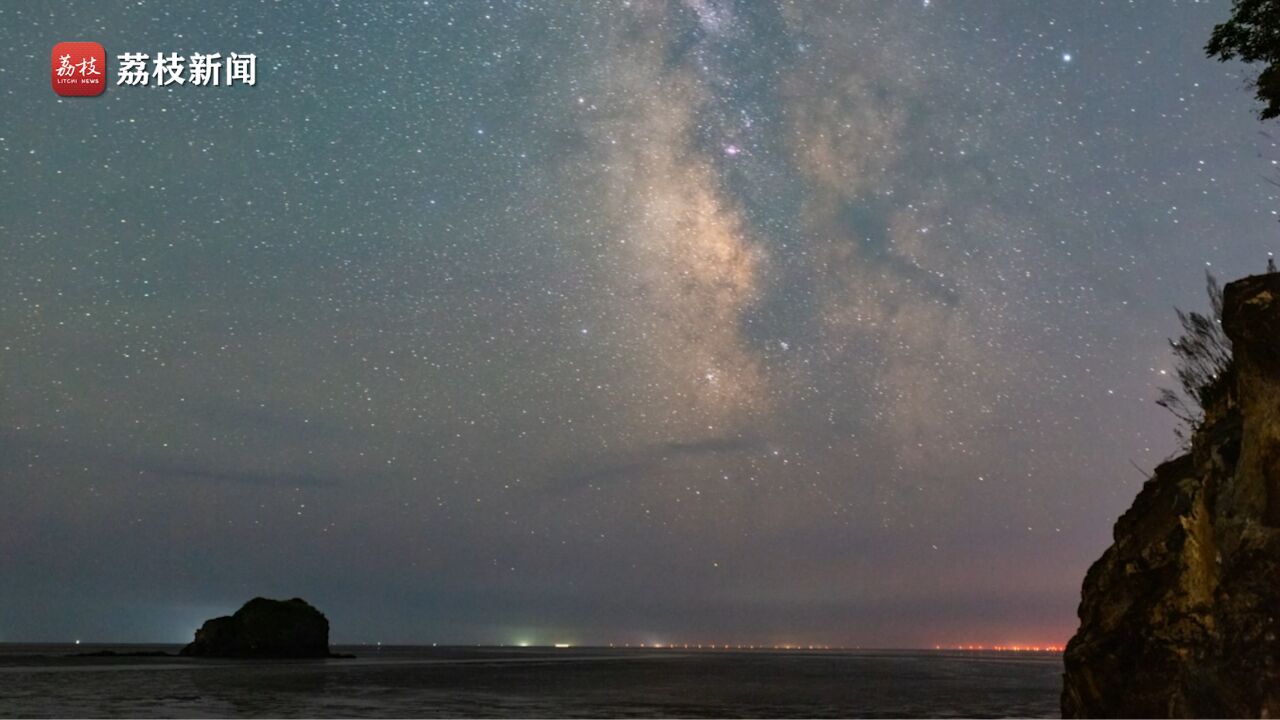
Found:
1207,0 -> 1280,120
1157,272 -> 1234,446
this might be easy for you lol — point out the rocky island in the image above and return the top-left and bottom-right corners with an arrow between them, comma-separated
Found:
180,597 -> 336,658
1063,273 -> 1280,717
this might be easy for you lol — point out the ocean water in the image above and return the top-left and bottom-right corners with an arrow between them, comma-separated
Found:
0,644 -> 1062,718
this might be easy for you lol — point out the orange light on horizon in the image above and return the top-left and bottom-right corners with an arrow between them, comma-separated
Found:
575,639 -> 1063,653
934,643 -> 1065,653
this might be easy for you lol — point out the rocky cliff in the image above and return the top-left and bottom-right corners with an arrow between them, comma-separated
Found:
180,597 -> 332,658
1062,274 -> 1280,718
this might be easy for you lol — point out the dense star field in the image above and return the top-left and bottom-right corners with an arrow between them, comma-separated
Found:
0,1 -> 1275,647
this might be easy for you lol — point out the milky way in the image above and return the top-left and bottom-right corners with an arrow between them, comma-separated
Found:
1,0 -> 1277,647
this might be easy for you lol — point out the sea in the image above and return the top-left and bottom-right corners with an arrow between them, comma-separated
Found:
0,644 -> 1063,718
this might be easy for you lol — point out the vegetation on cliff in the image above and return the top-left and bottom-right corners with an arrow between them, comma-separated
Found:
1063,274 -> 1280,717
1157,272 -> 1234,447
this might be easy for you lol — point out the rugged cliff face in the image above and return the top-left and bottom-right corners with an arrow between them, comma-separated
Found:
1062,274 -> 1280,718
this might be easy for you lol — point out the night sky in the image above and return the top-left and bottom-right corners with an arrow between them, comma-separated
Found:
1,0 -> 1276,648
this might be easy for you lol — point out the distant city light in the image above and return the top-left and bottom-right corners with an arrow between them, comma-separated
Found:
933,643 -> 1064,653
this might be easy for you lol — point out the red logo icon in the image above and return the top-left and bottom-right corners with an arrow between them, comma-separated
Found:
52,42 -> 106,96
